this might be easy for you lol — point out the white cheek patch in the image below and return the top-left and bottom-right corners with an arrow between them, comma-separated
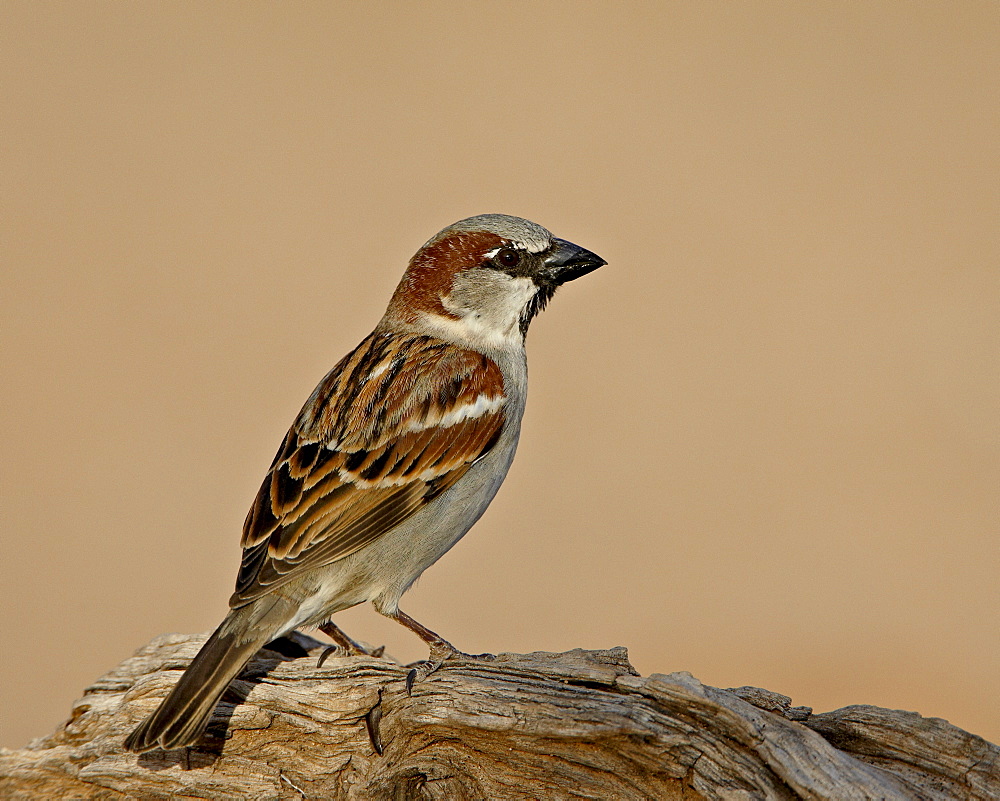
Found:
424,276 -> 538,349
505,275 -> 539,306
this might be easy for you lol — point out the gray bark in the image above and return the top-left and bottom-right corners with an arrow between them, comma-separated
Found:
1,632 -> 996,800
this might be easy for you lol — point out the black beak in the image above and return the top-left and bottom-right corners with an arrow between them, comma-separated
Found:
541,238 -> 607,285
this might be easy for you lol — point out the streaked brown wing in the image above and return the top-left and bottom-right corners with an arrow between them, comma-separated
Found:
230,331 -> 506,606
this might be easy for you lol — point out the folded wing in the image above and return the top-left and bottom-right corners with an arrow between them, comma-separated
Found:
231,331 -> 506,606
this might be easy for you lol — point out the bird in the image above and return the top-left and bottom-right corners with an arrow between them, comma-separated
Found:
123,213 -> 605,753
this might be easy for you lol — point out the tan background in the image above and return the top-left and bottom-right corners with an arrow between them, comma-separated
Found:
2,2 -> 997,750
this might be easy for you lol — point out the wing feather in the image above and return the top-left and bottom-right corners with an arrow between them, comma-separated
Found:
230,332 -> 506,606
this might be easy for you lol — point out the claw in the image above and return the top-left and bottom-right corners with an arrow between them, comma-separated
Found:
364,688 -> 384,755
403,655 -> 449,695
317,646 -> 338,668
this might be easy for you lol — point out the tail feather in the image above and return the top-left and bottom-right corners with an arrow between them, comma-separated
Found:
124,608 -> 286,753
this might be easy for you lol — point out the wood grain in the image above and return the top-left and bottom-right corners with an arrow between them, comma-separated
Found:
1,632 -> 996,800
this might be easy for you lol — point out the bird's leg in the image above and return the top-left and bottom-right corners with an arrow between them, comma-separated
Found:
385,608 -> 458,661
377,607 -> 493,694
317,621 -> 384,667
320,621 -> 369,654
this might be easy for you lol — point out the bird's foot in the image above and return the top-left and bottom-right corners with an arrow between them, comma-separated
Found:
317,641 -> 386,668
404,643 -> 495,695
317,622 -> 385,667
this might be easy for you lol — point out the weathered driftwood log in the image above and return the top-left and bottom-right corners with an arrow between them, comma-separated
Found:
1,632 -> 996,800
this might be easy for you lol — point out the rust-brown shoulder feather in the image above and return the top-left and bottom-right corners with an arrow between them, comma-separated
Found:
231,331 -> 506,606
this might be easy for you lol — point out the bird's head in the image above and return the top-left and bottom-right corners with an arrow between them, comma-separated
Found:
383,214 -> 606,349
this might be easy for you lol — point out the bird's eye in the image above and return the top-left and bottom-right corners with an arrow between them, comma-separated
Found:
496,247 -> 520,269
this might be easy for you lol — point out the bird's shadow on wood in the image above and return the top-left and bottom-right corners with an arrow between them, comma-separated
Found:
135,634 -> 314,772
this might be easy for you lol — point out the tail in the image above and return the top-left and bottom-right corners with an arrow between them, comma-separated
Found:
124,602 -> 291,753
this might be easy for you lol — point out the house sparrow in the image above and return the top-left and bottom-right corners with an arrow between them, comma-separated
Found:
124,214 -> 605,753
